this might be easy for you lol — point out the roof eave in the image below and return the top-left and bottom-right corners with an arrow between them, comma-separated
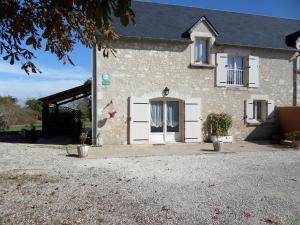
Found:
96,35 -> 193,44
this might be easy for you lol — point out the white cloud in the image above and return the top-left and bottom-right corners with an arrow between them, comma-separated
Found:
0,79 -> 85,101
0,61 -> 92,104
0,61 -> 91,81
0,62 -> 24,74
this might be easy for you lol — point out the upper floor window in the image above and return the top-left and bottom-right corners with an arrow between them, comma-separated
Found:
227,56 -> 244,86
216,53 -> 259,88
195,39 -> 208,64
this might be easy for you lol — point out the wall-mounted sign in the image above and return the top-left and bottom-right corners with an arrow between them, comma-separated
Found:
102,72 -> 111,87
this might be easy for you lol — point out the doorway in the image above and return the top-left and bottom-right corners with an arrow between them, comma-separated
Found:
149,99 -> 181,143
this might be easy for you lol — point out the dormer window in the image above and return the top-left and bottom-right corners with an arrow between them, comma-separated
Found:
189,16 -> 218,67
195,38 -> 208,64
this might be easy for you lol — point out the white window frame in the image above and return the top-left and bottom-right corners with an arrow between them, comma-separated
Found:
245,98 -> 275,125
190,32 -> 215,67
253,100 -> 267,123
226,56 -> 245,86
194,38 -> 208,65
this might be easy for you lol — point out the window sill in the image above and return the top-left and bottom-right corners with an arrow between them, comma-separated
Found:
226,86 -> 248,90
247,120 -> 274,126
247,120 -> 262,126
190,63 -> 215,69
216,85 -> 249,91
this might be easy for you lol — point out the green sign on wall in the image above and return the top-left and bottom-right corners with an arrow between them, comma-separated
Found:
102,72 -> 111,87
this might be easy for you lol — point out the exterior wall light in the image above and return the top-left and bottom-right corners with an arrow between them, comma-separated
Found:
163,87 -> 170,96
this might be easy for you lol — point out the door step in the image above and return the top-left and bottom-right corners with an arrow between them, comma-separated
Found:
152,143 -> 166,146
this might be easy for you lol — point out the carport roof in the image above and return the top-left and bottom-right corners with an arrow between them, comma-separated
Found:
39,82 -> 91,104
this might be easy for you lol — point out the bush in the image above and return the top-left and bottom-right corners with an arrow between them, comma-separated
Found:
208,113 -> 232,136
285,131 -> 300,141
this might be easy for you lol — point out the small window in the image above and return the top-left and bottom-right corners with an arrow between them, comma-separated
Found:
195,39 -> 207,64
253,100 -> 267,122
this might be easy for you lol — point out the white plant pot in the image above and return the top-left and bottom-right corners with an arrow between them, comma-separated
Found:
211,135 -> 233,143
213,141 -> 223,151
77,145 -> 89,158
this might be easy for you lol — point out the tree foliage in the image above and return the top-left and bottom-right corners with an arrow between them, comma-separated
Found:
0,96 -> 17,105
0,96 -> 40,129
26,98 -> 43,119
76,97 -> 91,122
0,0 -> 134,74
26,98 -> 43,112
0,114 -> 9,131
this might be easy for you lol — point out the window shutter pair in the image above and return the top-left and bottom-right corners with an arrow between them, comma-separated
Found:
216,53 -> 259,87
244,99 -> 275,124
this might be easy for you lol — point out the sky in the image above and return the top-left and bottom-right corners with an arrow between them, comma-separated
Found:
0,0 -> 300,104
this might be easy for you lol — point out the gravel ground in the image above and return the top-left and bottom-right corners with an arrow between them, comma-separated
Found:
0,143 -> 300,225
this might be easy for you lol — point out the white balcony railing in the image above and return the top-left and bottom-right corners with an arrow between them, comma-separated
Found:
227,68 -> 244,86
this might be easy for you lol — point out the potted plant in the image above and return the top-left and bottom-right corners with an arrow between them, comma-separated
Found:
208,113 -> 233,151
77,132 -> 89,157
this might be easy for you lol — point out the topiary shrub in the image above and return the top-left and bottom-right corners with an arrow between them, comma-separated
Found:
208,113 -> 232,136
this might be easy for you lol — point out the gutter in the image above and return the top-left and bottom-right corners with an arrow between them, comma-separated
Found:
215,42 -> 298,52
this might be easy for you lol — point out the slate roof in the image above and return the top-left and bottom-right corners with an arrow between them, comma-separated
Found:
286,31 -> 300,48
112,1 -> 300,51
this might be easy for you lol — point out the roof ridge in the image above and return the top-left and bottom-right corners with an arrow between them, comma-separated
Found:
134,0 -> 300,22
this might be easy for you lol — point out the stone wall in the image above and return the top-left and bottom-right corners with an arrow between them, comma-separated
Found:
96,39 -> 295,145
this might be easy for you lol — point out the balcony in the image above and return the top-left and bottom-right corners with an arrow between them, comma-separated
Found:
227,68 -> 244,86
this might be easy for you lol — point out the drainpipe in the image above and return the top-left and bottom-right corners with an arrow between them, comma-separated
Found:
92,45 -> 101,146
293,59 -> 297,106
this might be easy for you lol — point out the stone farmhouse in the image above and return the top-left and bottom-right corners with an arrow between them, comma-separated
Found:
91,1 -> 300,145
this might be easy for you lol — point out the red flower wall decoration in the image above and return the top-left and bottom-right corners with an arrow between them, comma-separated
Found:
109,111 -> 117,118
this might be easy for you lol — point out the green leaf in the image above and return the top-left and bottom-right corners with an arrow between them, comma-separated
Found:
67,56 -> 74,65
3,55 -> 9,61
26,36 -> 35,46
9,55 -> 14,65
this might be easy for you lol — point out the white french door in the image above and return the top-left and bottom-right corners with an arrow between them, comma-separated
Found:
150,100 -> 180,143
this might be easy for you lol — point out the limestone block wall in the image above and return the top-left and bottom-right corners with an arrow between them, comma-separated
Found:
96,39 -> 294,145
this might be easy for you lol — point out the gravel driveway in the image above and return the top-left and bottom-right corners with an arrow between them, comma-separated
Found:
0,143 -> 300,225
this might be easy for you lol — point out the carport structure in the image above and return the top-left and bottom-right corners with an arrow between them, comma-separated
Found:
39,82 -> 91,136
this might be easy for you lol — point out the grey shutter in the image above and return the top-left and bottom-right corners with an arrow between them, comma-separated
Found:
248,56 -> 259,88
129,97 -> 150,144
266,100 -> 275,122
216,53 -> 228,87
245,99 -> 255,124
184,98 -> 202,142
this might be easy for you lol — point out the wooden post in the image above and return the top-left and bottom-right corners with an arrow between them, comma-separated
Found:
42,103 -> 49,135
92,45 -> 101,146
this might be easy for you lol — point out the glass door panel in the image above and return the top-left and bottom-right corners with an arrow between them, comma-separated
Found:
166,101 -> 179,132
150,101 -> 163,133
